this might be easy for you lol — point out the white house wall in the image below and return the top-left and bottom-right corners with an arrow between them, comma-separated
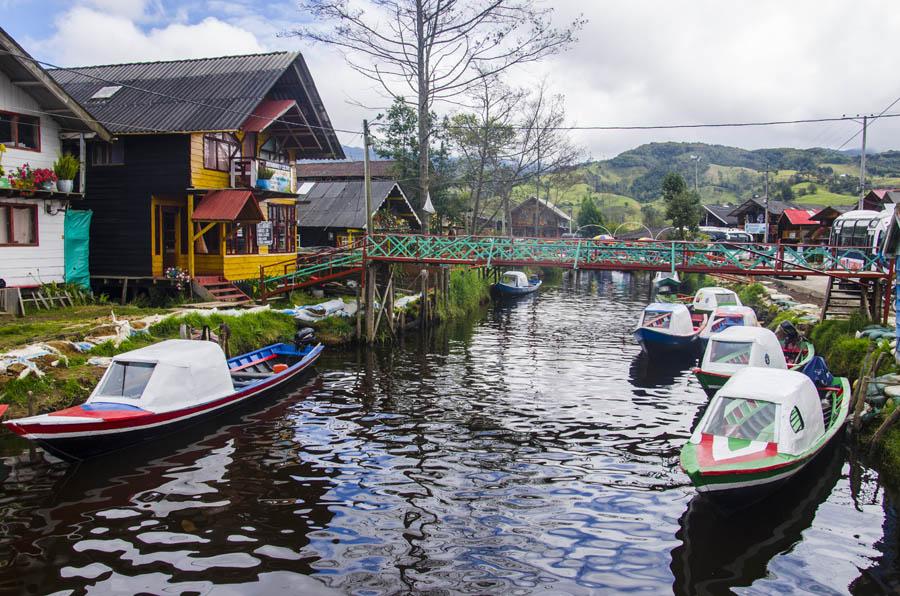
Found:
0,197 -> 67,287
0,63 -> 67,287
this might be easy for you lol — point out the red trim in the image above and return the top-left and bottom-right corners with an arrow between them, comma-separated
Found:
0,110 -> 41,152
51,405 -> 148,420
0,202 -> 39,247
695,433 -> 779,469
229,353 -> 277,371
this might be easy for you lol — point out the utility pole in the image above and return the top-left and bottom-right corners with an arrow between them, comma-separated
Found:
691,154 -> 701,193
859,114 -> 868,210
363,119 -> 376,343
363,119 -> 374,233
764,165 -> 770,243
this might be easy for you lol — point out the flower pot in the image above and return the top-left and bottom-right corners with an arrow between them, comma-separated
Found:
41,181 -> 56,191
256,179 -> 271,190
58,179 -> 74,193
0,176 -> 9,189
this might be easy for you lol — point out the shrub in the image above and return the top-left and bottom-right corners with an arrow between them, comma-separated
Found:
53,153 -> 79,180
149,310 -> 296,354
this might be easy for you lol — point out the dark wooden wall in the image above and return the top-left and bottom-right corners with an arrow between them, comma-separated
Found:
85,135 -> 190,276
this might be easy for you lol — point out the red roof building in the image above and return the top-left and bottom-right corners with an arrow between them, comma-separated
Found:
777,208 -> 823,244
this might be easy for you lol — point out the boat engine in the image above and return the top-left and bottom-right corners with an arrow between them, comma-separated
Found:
294,327 -> 316,348
778,320 -> 802,349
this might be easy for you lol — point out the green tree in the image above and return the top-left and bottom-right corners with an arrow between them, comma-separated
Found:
779,182 -> 795,202
641,204 -> 666,228
662,172 -> 702,239
576,195 -> 605,237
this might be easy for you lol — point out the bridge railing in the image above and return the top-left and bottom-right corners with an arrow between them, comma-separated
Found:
366,234 -> 888,277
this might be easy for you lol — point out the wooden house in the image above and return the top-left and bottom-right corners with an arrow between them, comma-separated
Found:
861,189 -> 900,211
51,52 -> 343,297
295,160 -> 419,247
0,27 -> 111,289
729,197 -> 794,242
510,196 -> 571,238
776,208 -> 819,244
808,206 -> 849,244
700,204 -> 738,228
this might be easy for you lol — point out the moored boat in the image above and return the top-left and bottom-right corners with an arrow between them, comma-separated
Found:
491,271 -> 541,297
693,326 -> 815,395
698,305 -> 759,346
691,287 -> 742,315
3,336 -> 323,461
652,271 -> 680,294
633,302 -> 706,354
680,367 -> 849,503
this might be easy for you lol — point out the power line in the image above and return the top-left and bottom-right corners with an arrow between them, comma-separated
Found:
836,92 -> 900,150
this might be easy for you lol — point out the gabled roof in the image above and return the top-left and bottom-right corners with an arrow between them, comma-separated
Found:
242,99 -> 297,133
297,160 -> 397,179
297,180 -> 420,229
809,205 -> 851,222
702,204 -> 738,226
729,197 -> 794,217
49,51 -> 343,159
0,27 -> 110,140
780,208 -> 818,226
191,189 -> 264,222
511,196 -> 572,221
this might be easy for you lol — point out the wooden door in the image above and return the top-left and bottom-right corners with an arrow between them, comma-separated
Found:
161,208 -> 178,269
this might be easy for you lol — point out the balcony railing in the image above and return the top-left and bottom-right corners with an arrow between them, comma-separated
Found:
230,158 -> 296,193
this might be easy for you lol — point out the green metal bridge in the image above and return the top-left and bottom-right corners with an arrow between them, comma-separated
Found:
258,234 -> 893,301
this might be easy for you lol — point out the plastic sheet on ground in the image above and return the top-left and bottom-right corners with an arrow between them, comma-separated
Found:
0,343 -> 69,379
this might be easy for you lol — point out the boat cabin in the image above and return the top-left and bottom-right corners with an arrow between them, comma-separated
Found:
639,303 -> 695,335
89,340 -> 233,413
701,305 -> 759,337
701,326 -> 786,377
500,271 -> 530,288
690,368 -> 825,455
692,287 -> 741,313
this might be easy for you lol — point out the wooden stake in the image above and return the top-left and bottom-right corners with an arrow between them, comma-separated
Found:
870,403 -> 900,451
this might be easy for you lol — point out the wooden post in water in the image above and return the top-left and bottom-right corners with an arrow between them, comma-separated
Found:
420,269 -> 428,329
365,262 -> 377,343
355,282 -> 362,340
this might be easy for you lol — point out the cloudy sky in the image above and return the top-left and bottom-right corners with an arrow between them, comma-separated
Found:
4,0 -> 899,159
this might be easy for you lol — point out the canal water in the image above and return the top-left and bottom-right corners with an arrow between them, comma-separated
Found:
1,272 -> 899,594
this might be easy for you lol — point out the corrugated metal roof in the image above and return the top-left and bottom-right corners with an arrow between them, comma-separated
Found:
192,190 -> 264,222
49,52 -> 298,134
297,160 -> 397,179
297,180 -> 418,229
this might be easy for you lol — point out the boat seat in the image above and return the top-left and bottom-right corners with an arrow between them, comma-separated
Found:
231,371 -> 273,379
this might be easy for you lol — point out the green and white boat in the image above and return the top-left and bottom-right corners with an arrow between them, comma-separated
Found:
692,326 -> 815,396
680,367 -> 849,503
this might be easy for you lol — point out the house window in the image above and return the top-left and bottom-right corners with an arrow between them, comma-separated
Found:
91,141 -> 125,165
225,222 -> 257,255
0,203 -> 38,246
0,112 -> 40,151
268,204 -> 296,253
203,133 -> 240,172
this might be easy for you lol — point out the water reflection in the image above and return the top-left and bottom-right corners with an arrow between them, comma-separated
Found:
0,274 -> 897,593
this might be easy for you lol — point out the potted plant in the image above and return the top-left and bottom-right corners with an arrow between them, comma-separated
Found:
0,144 -> 7,188
9,163 -> 35,191
53,153 -> 79,193
33,168 -> 57,191
257,166 -> 275,190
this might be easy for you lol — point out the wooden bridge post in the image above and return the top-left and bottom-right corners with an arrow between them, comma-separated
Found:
365,262 -> 377,343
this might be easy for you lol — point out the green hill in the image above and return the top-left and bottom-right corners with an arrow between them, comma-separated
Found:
513,142 -> 900,223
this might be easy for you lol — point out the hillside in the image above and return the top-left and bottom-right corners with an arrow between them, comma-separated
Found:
524,142 -> 900,223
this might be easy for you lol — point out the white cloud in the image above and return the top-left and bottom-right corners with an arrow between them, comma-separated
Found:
31,7 -> 264,65
22,0 -> 900,156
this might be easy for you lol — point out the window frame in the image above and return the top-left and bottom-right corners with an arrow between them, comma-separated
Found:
203,133 -> 241,172
225,222 -> 258,255
91,141 -> 125,166
0,110 -> 41,152
267,203 -> 296,254
0,203 -> 39,247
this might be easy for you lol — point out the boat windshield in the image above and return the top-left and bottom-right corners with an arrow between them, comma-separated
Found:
97,361 -> 156,399
704,397 -> 778,443
709,315 -> 744,333
709,340 -> 752,364
715,293 -> 737,306
642,310 -> 671,329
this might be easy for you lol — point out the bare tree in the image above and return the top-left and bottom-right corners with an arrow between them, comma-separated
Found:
493,80 -> 581,236
448,75 -> 521,234
289,0 -> 584,232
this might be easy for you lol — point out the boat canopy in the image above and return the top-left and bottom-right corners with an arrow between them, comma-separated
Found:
691,368 -> 825,455
501,271 -> 529,288
87,340 -> 235,413
639,302 -> 694,335
692,287 -> 742,312
701,326 -> 786,375
702,305 -> 760,337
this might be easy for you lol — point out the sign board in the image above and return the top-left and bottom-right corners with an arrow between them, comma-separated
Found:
256,221 -> 273,246
268,162 -> 293,193
744,223 -> 767,235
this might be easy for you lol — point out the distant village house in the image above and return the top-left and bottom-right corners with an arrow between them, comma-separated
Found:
510,196 -> 571,238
